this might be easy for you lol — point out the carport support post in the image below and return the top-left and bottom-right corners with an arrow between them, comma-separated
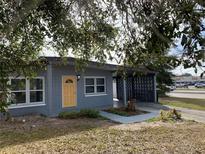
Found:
123,79 -> 127,106
154,74 -> 157,103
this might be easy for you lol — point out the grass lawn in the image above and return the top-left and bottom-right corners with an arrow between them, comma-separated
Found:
1,116 -> 205,153
160,97 -> 205,111
176,88 -> 205,91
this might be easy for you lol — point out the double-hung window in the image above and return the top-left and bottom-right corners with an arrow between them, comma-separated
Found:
29,78 -> 44,103
84,77 -> 106,96
10,78 -> 26,104
9,77 -> 45,107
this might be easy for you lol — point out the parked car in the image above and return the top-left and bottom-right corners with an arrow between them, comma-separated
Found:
175,83 -> 188,88
195,83 -> 205,88
166,85 -> 176,91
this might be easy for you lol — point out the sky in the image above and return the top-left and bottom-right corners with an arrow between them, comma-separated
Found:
168,42 -> 205,76
172,65 -> 204,76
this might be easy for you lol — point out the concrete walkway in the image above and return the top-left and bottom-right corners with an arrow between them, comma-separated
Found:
100,102 -> 205,124
166,105 -> 205,123
100,107 -> 160,124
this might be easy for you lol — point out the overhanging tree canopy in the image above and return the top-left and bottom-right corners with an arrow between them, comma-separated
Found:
1,0 -> 205,111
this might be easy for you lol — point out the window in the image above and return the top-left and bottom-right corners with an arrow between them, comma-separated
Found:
84,77 -> 106,95
65,79 -> 73,83
85,78 -> 95,94
96,78 -> 105,93
9,77 -> 45,106
30,79 -> 43,103
10,79 -> 26,104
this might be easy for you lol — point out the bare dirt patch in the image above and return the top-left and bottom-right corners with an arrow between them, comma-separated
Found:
0,116 -> 205,154
0,115 -> 113,132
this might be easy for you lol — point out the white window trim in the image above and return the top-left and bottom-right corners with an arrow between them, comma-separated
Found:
8,102 -> 46,109
8,77 -> 45,107
84,76 -> 106,96
85,93 -> 107,97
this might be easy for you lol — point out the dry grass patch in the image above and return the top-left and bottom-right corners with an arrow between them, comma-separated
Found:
160,97 -> 205,111
0,116 -> 205,154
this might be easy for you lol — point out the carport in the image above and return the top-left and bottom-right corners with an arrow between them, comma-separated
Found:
113,72 -> 157,105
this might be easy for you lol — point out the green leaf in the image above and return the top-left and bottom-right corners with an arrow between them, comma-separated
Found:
181,34 -> 187,46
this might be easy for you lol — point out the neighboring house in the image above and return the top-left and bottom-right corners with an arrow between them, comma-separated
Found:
5,57 -> 157,117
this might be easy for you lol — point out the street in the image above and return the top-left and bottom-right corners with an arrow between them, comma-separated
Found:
167,89 -> 205,99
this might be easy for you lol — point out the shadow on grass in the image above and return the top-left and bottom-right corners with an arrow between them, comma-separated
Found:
0,117 -> 114,149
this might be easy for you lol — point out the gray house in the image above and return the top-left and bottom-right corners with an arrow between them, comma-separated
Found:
7,57 -> 157,117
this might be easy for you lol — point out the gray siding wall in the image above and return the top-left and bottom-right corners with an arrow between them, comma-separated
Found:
7,64 -> 113,117
8,71 -> 49,117
50,65 -> 113,117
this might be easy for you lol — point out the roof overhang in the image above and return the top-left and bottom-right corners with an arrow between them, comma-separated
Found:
44,56 -> 156,74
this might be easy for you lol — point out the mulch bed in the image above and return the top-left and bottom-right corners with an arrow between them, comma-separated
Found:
104,107 -> 149,116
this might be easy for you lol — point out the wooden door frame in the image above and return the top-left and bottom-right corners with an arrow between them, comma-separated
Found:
62,75 -> 77,108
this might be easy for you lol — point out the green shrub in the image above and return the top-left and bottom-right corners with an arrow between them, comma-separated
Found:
159,109 -> 181,122
79,109 -> 100,118
58,109 -> 100,119
58,111 -> 80,119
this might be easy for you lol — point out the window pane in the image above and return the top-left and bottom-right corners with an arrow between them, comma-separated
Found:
30,91 -> 43,102
11,79 -> 26,91
30,79 -> 43,90
86,86 -> 94,93
85,78 -> 94,85
11,92 -> 26,104
97,78 -> 105,85
97,86 -> 105,93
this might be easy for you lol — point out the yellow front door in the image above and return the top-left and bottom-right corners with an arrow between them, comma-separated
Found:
62,76 -> 77,107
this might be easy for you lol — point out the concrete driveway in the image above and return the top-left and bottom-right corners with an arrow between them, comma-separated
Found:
139,103 -> 205,123
166,105 -> 205,123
